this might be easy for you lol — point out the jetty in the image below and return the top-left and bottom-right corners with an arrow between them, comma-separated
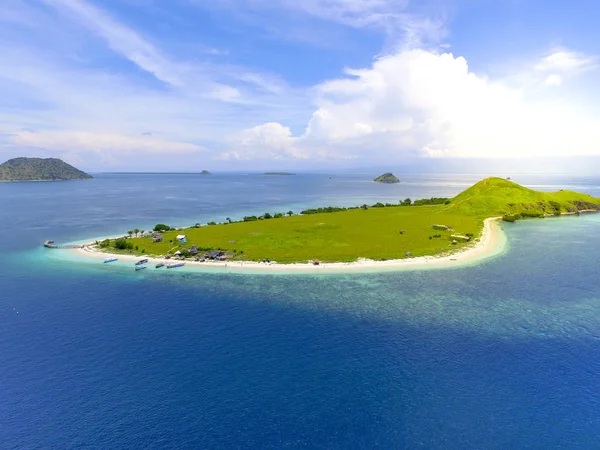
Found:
44,240 -> 83,249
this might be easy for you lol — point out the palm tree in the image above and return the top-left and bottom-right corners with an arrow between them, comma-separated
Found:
140,230 -> 145,236
127,230 -> 133,238
134,228 -> 140,237
226,217 -> 231,223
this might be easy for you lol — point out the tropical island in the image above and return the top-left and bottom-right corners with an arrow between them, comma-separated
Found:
264,172 -> 296,176
0,157 -> 92,182
70,178 -> 600,268
200,170 -> 212,175
374,172 -> 400,183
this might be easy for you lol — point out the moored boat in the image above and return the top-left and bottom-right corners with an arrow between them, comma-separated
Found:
166,262 -> 185,269
135,258 -> 149,266
155,263 -> 165,269
104,257 -> 118,263
135,265 -> 147,271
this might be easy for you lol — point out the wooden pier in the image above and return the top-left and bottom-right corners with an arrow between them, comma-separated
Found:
44,240 -> 83,249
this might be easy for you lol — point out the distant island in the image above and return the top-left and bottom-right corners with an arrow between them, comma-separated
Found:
264,172 -> 295,176
200,170 -> 212,175
0,157 -> 92,182
72,178 -> 600,267
374,173 -> 400,184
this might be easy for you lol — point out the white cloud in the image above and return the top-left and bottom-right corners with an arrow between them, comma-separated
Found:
220,122 -> 305,160
11,130 -> 203,155
238,49 -> 600,161
544,74 -> 562,87
536,50 -> 594,72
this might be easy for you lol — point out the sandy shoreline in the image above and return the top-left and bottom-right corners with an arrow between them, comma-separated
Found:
62,217 -> 506,274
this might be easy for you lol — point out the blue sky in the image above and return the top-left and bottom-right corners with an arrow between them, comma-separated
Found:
1,0 -> 599,171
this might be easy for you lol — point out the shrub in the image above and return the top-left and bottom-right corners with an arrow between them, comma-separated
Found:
274,213 -> 284,219
502,214 -> 517,223
401,198 -> 412,206
243,216 -> 258,222
99,239 -> 110,248
263,213 -> 273,219
207,221 -> 217,225
154,224 -> 171,232
114,238 -> 133,250
413,197 -> 450,206
549,201 -> 561,212
372,202 -> 385,208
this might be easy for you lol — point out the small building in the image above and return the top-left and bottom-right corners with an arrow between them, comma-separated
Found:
207,250 -> 225,260
189,245 -> 199,255
176,234 -> 187,244
153,235 -> 164,243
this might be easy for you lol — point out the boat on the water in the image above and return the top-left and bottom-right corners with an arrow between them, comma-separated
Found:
135,258 -> 149,266
167,262 -> 185,269
104,257 -> 118,263
135,265 -> 147,271
155,263 -> 165,269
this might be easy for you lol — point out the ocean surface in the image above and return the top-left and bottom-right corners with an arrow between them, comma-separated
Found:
2,172 -> 600,448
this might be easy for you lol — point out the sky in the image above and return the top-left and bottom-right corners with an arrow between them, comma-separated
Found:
1,0 -> 600,172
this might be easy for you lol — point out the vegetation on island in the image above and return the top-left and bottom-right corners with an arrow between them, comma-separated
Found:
264,172 -> 296,176
200,170 -> 212,175
0,157 -> 92,181
98,177 -> 600,264
373,172 -> 400,184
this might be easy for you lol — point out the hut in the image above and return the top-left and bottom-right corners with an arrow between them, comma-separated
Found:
176,234 -> 187,244
312,259 -> 321,266
207,250 -> 225,260
153,235 -> 164,243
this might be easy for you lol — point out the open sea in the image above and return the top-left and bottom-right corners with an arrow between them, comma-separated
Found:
2,172 -> 600,448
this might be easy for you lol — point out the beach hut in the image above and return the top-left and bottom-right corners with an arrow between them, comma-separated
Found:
176,234 -> 187,244
207,250 -> 224,260
312,259 -> 320,266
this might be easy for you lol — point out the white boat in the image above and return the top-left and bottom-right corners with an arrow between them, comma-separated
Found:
166,262 -> 185,269
104,257 -> 118,263
135,258 -> 149,266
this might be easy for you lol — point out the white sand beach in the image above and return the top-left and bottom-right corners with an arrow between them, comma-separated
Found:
66,217 -> 506,274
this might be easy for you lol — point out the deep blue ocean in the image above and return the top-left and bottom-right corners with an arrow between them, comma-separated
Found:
2,172 -> 600,448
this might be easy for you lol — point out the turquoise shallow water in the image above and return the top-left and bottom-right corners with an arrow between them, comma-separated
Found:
1,173 -> 600,448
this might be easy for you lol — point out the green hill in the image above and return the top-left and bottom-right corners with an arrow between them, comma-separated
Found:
0,157 -> 92,181
443,177 -> 600,218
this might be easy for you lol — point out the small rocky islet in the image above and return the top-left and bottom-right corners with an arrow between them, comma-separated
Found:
373,172 -> 400,184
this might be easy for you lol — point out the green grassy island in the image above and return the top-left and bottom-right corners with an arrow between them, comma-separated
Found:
95,178 -> 600,264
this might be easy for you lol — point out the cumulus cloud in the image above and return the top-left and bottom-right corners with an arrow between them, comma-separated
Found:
235,49 -> 600,161
220,122 -> 305,160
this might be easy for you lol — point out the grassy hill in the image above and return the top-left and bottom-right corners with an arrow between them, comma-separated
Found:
0,157 -> 92,181
101,177 -> 600,263
443,177 -> 600,218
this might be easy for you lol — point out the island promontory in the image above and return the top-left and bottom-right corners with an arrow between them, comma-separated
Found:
200,170 -> 212,175
264,172 -> 296,176
374,172 -> 400,184
0,157 -> 93,182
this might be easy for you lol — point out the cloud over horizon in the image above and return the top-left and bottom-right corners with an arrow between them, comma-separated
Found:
0,0 -> 599,170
